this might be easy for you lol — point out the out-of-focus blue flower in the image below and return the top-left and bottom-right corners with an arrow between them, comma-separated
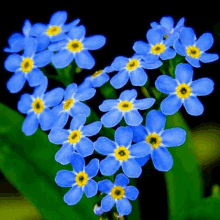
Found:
49,25 -> 106,69
131,110 -> 186,171
99,89 -> 155,127
55,153 -> 99,205
30,11 -> 80,51
109,54 -> 162,89
17,77 -> 64,136
49,114 -> 102,164
174,27 -> 219,67
98,173 -> 139,216
133,29 -> 177,63
155,63 -> 214,116
51,83 -> 96,128
94,126 -> 150,178
4,38 -> 52,93
93,205 -> 104,216
150,16 -> 185,41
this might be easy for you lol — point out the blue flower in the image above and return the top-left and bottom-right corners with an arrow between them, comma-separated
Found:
49,25 -> 106,69
99,89 -> 155,127
150,16 -> 185,41
155,63 -> 214,116
98,173 -> 139,216
174,27 -> 219,67
55,153 -> 99,205
93,205 -> 104,216
30,11 -> 80,51
133,29 -> 177,63
4,38 -> 52,93
94,126 -> 150,178
109,54 -> 162,89
51,83 -> 96,128
17,77 -> 64,136
49,114 -> 102,164
131,110 -> 186,171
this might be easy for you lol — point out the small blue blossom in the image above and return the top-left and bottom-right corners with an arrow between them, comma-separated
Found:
133,29 -> 177,63
98,173 -> 139,216
174,27 -> 219,67
49,25 -> 106,69
55,153 -> 99,205
30,11 -> 80,51
131,110 -> 186,171
155,63 -> 214,116
94,126 -> 150,178
51,83 -> 96,129
93,205 -> 104,216
17,77 -> 64,136
109,54 -> 162,89
4,38 -> 52,93
99,89 -> 155,127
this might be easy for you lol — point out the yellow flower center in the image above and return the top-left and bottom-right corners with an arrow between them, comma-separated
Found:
114,146 -> 130,161
63,99 -> 74,110
146,133 -> 162,149
186,46 -> 201,58
68,130 -> 82,144
176,83 -> 191,99
111,186 -> 125,200
126,59 -> 140,71
92,70 -> 103,78
118,101 -> 133,112
21,58 -> 34,73
151,43 -> 166,55
67,40 -> 83,52
46,26 -> 61,36
75,171 -> 88,187
32,98 -> 44,114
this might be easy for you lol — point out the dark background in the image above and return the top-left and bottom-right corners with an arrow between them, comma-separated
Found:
0,2 -> 220,219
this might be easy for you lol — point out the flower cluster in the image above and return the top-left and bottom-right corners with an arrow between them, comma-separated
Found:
4,13 -> 218,218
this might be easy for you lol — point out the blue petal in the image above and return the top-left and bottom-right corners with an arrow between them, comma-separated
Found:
160,48 -> 176,60
131,125 -> 147,143
101,195 -> 115,212
70,102 -> 90,117
75,137 -> 94,157
34,50 -> 52,67
151,147 -> 173,171
74,88 -> 96,101
180,27 -> 195,46
129,142 -> 151,157
99,99 -> 119,112
142,53 -> 159,63
146,29 -> 163,45
191,78 -> 214,96
160,16 -> 174,31
68,25 -> 86,40
119,89 -> 137,101
64,83 -> 77,99
161,128 -> 186,147
130,68 -> 148,86
51,50 -> 74,68
64,185 -> 83,205
22,112 -> 39,136
174,40 -> 186,56
101,109 -> 122,128
70,153 -> 85,172
155,75 -> 177,94
84,179 -> 98,198
23,38 -> 37,57
94,137 -> 116,155
100,156 -> 120,176
110,69 -> 129,89
150,21 -> 159,29
98,179 -> 114,194
7,72 -> 26,93
161,95 -> 182,115
33,76 -> 48,97
36,35 -> 50,51
75,50 -> 95,69
111,56 -> 128,71
185,56 -> 201,68
48,40 -> 67,51
17,94 -> 32,114
70,114 -> 86,130
175,18 -> 185,30
175,63 -> 193,84
133,98 -> 155,110
50,11 -> 67,26
196,33 -> 213,51
30,23 -> 47,36
141,60 -> 162,69
48,128 -> 69,144
133,41 -> 151,54
125,186 -> 139,201
116,198 -> 132,216
146,110 -> 166,133
200,53 -> 219,63
85,158 -> 99,178
26,68 -> 44,87
183,96 -> 204,116
55,143 -> 74,165
136,155 -> 151,166
39,108 -> 54,131
164,32 -> 179,47
92,73 -> 109,87
114,174 -> 129,187
83,35 -> 106,50
122,159 -> 142,178
44,88 -> 64,107
115,126 -> 133,147
124,110 -> 143,126
63,18 -> 80,31
55,170 -> 75,187
81,121 -> 102,137
4,54 -> 22,72
51,105 -> 69,129
50,32 -> 66,42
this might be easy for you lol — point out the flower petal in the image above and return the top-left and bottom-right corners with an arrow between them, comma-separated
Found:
161,95 -> 182,115
85,158 -> 99,178
44,88 -> 64,107
111,56 -> 128,71
183,96 -> 204,116
7,72 -> 26,93
99,99 -> 119,112
147,29 -> 163,45
55,143 -> 74,165
199,53 -> 219,63
70,114 -> 86,130
122,159 -> 142,178
4,54 -> 22,72
191,78 -> 214,96
124,110 -> 143,126
175,63 -> 193,84
64,83 -> 77,99
114,174 -> 129,187
22,112 -> 38,136
160,48 -> 176,60
39,108 -> 54,131
81,121 -> 102,137
131,125 -> 147,143
141,60 -> 162,69
70,153 -> 85,172
17,94 -> 32,114
196,33 -> 213,51
133,41 -> 151,54
50,11 -> 67,26
100,156 -> 120,176
34,50 -> 52,67
125,186 -> 139,201
75,137 -> 94,157
160,16 -> 174,31
174,40 -> 186,56
135,155 -> 151,166
129,142 -> 151,157
185,56 -> 201,68
130,68 -> 148,86
26,68 -> 44,87
180,27 -> 195,46
119,89 -> 137,101
101,109 -> 122,128
116,198 -> 132,216
23,38 -> 37,57
33,76 -> 48,97
115,126 -> 133,147
155,75 -> 177,94
83,35 -> 106,50
70,102 -> 90,117
98,180 -> 114,194
94,137 -> 116,155
110,69 -> 129,89
51,50 -> 74,69
68,25 -> 86,40
101,195 -> 115,212
133,98 -> 155,110
48,128 -> 69,144
84,179 -> 98,198
55,170 -> 75,187
75,50 -> 95,69
64,185 -> 83,205
74,88 -> 96,101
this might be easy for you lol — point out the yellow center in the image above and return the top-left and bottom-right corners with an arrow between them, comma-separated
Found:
46,26 -> 61,36
21,58 -> 34,73
63,99 -> 74,110
151,43 -> 166,55
186,46 -> 201,58
67,40 -> 83,52
114,146 -> 130,161
68,130 -> 82,144
92,70 -> 103,78
75,171 -> 88,187
126,59 -> 140,71
176,83 -> 191,99
111,186 -> 125,200
146,133 -> 162,149
118,101 -> 133,112
32,98 -> 44,114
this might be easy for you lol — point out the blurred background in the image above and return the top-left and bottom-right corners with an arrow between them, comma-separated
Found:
0,1 -> 220,219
